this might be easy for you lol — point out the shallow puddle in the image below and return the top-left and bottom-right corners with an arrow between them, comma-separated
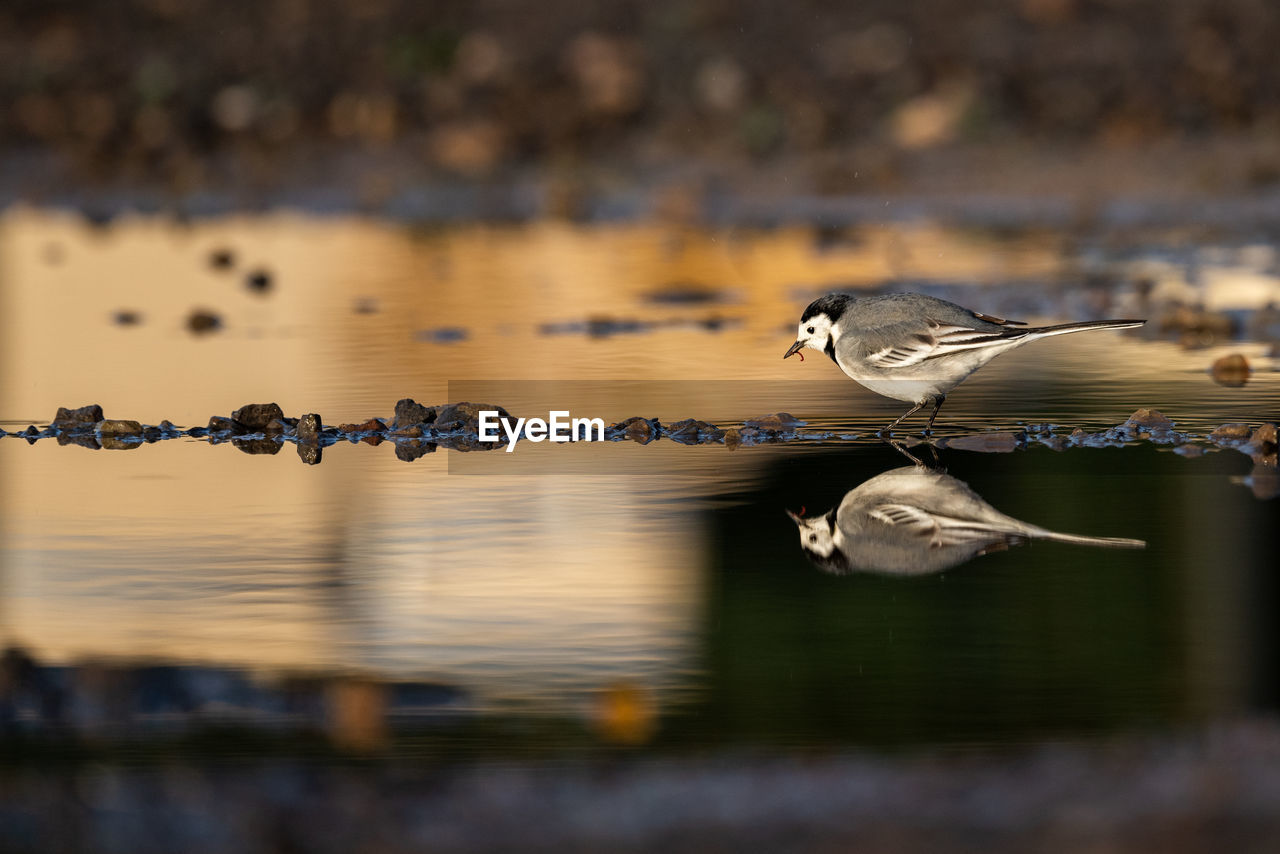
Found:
0,209 -> 1276,752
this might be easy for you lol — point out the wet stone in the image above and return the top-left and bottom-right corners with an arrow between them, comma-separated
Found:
666,418 -> 725,444
1210,423 -> 1253,445
1250,423 -> 1278,453
611,416 -> 658,444
186,309 -> 222,335
1124,408 -> 1174,430
157,420 -> 179,435
97,419 -> 143,437
207,416 -> 242,434
724,427 -> 742,449
52,404 -> 104,430
296,413 -> 322,443
392,398 -> 436,429
339,418 -> 386,435
245,269 -> 273,293
232,403 -> 285,430
417,327 -> 468,344
745,412 -> 803,433
434,402 -> 512,433
297,443 -> 322,465
208,248 -> 235,270
1210,353 -> 1252,387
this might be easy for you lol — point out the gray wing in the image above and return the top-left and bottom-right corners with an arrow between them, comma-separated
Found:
843,295 -> 1031,369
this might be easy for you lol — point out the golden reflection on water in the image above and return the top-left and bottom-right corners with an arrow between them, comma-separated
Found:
0,208 -> 1274,710
0,208 -> 1065,422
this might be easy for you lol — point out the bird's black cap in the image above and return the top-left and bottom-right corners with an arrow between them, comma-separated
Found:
800,293 -> 853,322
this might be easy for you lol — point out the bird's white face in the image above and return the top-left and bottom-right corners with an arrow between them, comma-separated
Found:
784,312 -> 835,360
788,512 -> 835,558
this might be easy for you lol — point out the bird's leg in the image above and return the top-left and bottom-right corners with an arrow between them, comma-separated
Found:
880,401 -> 926,437
923,395 -> 946,436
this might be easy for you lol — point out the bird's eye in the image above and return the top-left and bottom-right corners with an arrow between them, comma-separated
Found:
806,326 -> 815,334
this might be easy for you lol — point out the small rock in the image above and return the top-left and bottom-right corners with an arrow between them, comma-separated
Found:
339,418 -> 386,434
207,416 -> 241,434
209,248 -> 235,270
611,416 -> 657,444
724,427 -> 742,449
96,420 -> 143,437
1125,408 -> 1174,430
943,432 -> 1022,453
1210,353 -> 1252,387
434,402 -> 511,432
245,269 -> 273,293
1210,423 -> 1253,445
296,413 -> 322,442
1252,422 -> 1278,450
187,310 -> 222,335
745,413 -> 803,432
232,403 -> 284,429
297,444 -> 322,465
416,327 -> 468,344
158,420 -> 178,434
665,418 -> 725,444
52,404 -> 104,429
392,399 -> 437,429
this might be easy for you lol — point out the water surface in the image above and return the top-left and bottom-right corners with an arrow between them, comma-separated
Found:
1,209 -> 1276,751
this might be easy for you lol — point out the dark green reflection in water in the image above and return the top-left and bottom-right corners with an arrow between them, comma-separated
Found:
680,444 -> 1278,749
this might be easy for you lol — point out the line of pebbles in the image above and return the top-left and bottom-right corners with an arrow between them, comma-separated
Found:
3,402 -> 1276,486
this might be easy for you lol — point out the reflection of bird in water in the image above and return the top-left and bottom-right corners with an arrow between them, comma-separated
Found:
788,464 -> 1145,576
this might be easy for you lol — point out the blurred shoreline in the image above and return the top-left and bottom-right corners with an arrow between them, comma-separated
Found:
6,136 -> 1280,226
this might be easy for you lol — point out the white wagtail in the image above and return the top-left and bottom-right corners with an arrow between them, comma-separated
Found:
787,464 -> 1145,576
784,292 -> 1145,433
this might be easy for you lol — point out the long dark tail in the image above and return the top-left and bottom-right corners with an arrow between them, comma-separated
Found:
1025,319 -> 1146,339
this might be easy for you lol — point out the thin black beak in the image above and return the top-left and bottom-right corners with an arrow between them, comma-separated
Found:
783,340 -> 805,359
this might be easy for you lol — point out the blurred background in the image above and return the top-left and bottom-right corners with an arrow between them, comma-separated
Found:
2,2 -> 1280,852
3,0 -> 1280,211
